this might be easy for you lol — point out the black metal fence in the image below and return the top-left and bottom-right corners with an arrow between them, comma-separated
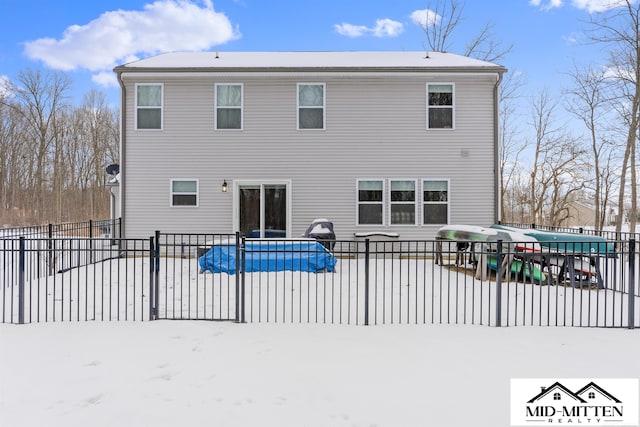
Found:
2,229 -> 638,328
1,218 -> 121,239
498,221 -> 639,246
1,237 -> 149,323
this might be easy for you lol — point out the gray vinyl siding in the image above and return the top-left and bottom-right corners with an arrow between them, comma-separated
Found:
121,72 -> 498,239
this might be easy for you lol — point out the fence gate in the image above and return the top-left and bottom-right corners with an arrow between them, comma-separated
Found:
152,233 -> 240,321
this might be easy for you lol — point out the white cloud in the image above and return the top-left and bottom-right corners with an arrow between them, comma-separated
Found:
372,19 -> 404,37
334,23 -> 369,38
22,0 -> 240,86
92,71 -> 119,88
530,0 -> 564,10
563,31 -> 585,44
531,0 -> 632,12
570,0 -> 630,12
334,18 -> 403,38
409,9 -> 440,28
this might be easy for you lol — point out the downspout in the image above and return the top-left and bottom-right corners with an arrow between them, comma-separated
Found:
116,70 -> 126,238
493,70 -> 504,224
109,186 -> 116,220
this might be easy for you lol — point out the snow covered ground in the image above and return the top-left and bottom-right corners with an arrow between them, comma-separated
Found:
1,321 -> 639,427
1,237 -> 640,426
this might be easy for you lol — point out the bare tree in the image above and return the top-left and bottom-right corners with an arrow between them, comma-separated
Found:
463,22 -> 514,63
565,62 -> 615,229
0,69 -> 119,226
417,0 -> 513,63
527,89 -> 589,226
586,0 -> 639,233
499,70 -> 527,221
418,0 -> 463,53
0,93 -> 28,219
1,69 -> 72,222
529,89 -> 560,224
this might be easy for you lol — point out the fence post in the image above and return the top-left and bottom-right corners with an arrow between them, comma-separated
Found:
149,236 -> 155,320
628,239 -> 636,330
18,237 -> 25,325
495,240 -> 503,327
47,223 -> 54,276
234,232 -> 240,323
364,238 -> 370,326
240,234 -> 246,323
154,231 -> 160,320
89,219 -> 94,264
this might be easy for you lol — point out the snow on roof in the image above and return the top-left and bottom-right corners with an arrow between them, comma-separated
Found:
115,51 -> 505,71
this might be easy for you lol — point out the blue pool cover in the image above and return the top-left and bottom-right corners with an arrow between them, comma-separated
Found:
198,240 -> 338,274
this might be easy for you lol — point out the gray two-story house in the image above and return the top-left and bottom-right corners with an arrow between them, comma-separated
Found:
113,51 -> 506,239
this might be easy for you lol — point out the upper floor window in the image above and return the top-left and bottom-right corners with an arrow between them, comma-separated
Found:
298,83 -> 325,130
423,180 -> 449,225
170,179 -> 199,207
136,84 -> 163,130
215,83 -> 243,129
390,180 -> 416,225
553,393 -> 561,401
427,83 -> 454,129
357,179 -> 383,225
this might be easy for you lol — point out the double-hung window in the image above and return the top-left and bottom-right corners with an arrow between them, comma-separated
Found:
215,83 -> 243,129
357,180 -> 384,225
298,83 -> 325,129
136,84 -> 163,130
170,179 -> 199,207
390,180 -> 416,225
422,180 -> 449,224
427,83 -> 454,129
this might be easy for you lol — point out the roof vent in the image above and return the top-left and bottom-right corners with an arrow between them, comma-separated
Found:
215,49 -> 219,59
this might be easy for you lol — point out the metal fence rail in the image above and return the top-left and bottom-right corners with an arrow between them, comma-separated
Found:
1,218 -> 121,239
498,221 -> 640,245
1,237 -> 150,323
2,231 -> 638,328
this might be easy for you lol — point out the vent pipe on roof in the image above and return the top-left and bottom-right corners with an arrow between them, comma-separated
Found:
424,51 -> 430,59
215,49 -> 219,59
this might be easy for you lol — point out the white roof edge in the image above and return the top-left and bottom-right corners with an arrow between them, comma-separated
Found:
115,51 -> 506,71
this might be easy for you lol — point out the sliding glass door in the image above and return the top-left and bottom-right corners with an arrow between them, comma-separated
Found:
237,182 -> 289,238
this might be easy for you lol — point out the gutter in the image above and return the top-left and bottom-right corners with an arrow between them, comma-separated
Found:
112,65 -> 507,74
493,69 -> 505,224
115,69 -> 126,238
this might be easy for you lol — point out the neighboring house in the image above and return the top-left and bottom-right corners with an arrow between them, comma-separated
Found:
565,199 -> 618,228
113,51 -> 506,239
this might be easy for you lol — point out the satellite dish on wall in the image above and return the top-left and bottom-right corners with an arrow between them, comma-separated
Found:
106,164 -> 120,176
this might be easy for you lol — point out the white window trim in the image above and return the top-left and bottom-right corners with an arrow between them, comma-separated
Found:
297,82 -> 326,130
356,178 -> 385,226
214,83 -> 243,131
426,82 -> 455,130
135,83 -> 163,131
421,178 -> 450,225
389,179 -> 417,226
170,178 -> 199,208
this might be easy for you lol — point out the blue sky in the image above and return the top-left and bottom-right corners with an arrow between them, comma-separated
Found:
0,0 -> 626,108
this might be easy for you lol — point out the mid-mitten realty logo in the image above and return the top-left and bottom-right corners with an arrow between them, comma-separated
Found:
511,379 -> 638,426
